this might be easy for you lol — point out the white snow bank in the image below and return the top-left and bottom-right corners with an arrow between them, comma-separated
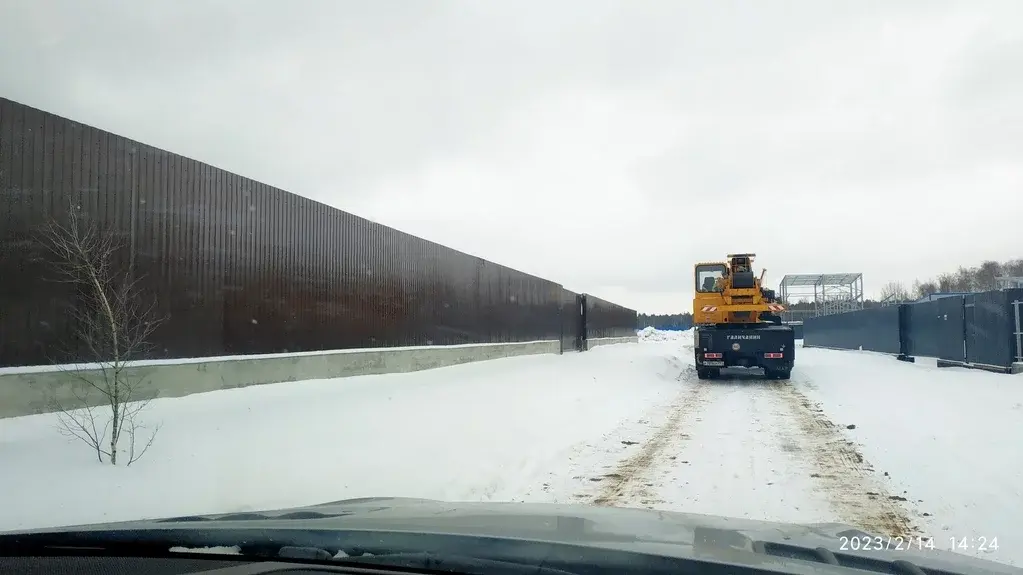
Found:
637,326 -> 691,342
795,346 -> 1023,565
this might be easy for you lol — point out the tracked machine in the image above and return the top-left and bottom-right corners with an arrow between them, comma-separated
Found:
693,254 -> 794,380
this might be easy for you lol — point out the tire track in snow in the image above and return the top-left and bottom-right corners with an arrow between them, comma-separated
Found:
585,365 -> 712,507
775,377 -> 924,538
631,373 -> 838,523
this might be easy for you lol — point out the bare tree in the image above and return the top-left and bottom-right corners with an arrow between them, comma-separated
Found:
936,272 -> 956,293
43,203 -> 163,466
975,260 -> 1003,291
1004,259 -> 1023,278
904,258 -> 1022,297
879,281 -> 910,304
912,280 -> 939,299
952,266 -> 975,292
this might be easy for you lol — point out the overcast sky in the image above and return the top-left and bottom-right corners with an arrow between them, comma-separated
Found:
2,0 -> 1020,313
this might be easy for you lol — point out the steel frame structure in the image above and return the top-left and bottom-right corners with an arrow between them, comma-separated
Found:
778,273 -> 864,322
996,276 -> 1023,290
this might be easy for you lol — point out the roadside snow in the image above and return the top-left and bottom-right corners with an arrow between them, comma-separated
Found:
1,328 -> 1019,567
638,326 -> 690,341
795,346 -> 1023,564
0,342 -> 675,530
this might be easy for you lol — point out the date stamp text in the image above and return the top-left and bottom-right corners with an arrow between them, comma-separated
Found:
839,535 -> 935,551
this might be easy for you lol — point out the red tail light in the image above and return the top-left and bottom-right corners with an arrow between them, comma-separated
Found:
764,352 -> 783,359
704,352 -> 723,359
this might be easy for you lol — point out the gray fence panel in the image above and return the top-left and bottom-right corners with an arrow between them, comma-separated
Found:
1012,290 -> 1023,366
966,289 -> 1022,368
785,322 -> 804,340
936,296 -> 966,362
904,298 -> 965,361
803,306 -> 901,353
801,289 -> 1018,370
905,300 -> 942,358
964,294 -> 976,364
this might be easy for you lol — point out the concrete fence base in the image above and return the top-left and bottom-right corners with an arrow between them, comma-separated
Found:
0,340 -> 562,419
586,336 -> 639,349
1,335 -> 645,419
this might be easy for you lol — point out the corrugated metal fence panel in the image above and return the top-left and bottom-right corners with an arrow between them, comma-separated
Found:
905,297 -> 967,361
904,299 -> 943,359
936,296 -> 966,362
0,98 -> 132,364
0,97 -> 583,367
0,98 -> 44,363
1009,288 -> 1023,365
803,306 -> 901,353
965,289 -> 1022,369
560,288 -> 580,352
583,294 -> 638,339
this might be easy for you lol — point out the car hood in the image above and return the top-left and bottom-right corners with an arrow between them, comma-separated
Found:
11,497 -> 1018,574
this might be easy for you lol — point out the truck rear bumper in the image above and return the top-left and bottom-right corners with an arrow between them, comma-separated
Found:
696,355 -> 793,370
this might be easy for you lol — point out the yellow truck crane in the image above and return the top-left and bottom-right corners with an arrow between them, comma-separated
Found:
692,253 -> 794,380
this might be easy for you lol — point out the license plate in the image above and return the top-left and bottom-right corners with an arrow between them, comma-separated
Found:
703,360 -> 724,367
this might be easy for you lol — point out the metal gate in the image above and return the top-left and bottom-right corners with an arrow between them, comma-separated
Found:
936,296 -> 966,363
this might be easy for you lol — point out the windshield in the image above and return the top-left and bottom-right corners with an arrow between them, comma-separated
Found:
696,264 -> 728,293
1,1 -> 1021,572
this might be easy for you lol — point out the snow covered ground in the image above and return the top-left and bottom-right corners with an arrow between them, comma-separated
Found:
1,328 -> 1021,567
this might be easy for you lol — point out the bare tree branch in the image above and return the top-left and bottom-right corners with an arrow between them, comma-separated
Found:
879,281 -> 910,305
42,201 -> 164,465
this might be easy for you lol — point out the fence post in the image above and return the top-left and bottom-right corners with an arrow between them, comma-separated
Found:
1012,300 -> 1022,371
964,298 -> 975,364
960,296 -> 967,363
577,294 -> 588,352
896,304 -> 915,362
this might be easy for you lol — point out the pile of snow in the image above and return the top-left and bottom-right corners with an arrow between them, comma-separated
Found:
637,326 -> 690,341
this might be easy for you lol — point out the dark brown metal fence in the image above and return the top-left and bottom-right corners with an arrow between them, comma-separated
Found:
584,294 -> 638,339
0,97 -> 635,367
559,288 -> 582,353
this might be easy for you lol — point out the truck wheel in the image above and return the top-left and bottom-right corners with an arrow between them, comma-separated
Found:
698,368 -> 720,380
766,369 -> 791,380
695,366 -> 720,380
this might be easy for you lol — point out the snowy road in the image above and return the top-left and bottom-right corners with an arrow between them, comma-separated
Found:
2,329 -> 1021,567
547,346 -> 918,540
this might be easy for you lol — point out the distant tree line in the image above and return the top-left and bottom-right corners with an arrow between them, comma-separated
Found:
880,257 -> 1023,303
637,313 -> 693,330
